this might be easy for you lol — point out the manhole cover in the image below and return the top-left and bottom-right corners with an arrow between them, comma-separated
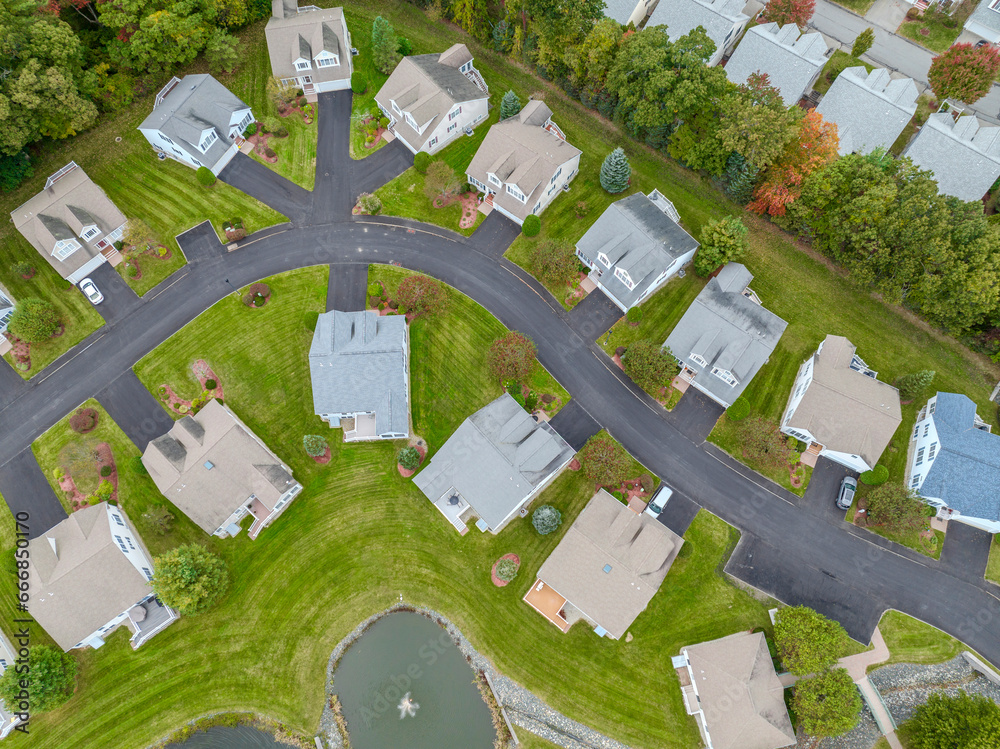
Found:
115,137 -> 122,142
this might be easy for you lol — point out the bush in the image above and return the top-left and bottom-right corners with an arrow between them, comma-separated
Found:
906,6 -> 919,18
69,409 -> 97,433
639,474 -> 654,493
242,292 -> 256,307
130,456 -> 148,475
274,126 -> 289,138
196,166 -> 216,186
532,505 -> 562,534
91,480 -> 113,503
578,433 -> 632,487
0,645 -> 77,714
243,122 -> 257,138
793,669 -> 862,737
494,558 -> 519,582
351,72 -> 367,93
205,379 -> 217,390
905,692 -> 1000,748
524,391 -> 539,411
736,416 -> 793,470
867,483 -> 927,529
396,275 -> 447,317
575,201 -> 589,217
397,446 -> 421,470
13,261 -> 33,277
303,434 -> 328,457
600,147 -> 631,193
369,294 -> 381,308
261,116 -> 280,133
626,306 -> 643,324
127,263 -> 139,278
774,606 -> 853,675
522,214 -> 541,236
100,465 -> 112,478
615,346 -> 626,357
694,216 -> 749,277
414,151 -> 432,174
263,147 -> 276,159
297,96 -> 307,107
248,282 -> 270,298
487,331 -> 537,383
52,467 -> 65,480
355,192 -> 383,214
727,396 -> 751,421
152,544 -> 229,615
367,281 -> 384,297
859,464 -> 889,486
378,116 -> 389,130
142,505 -> 174,536
8,298 -> 60,342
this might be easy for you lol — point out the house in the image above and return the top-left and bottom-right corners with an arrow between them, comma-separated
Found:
674,631 -> 796,749
466,100 -> 582,225
265,1 -> 353,94
27,504 -> 179,652
575,190 -> 699,312
906,392 -> 1000,533
663,263 -> 788,409
524,489 -> 683,639
816,67 -> 918,156
0,631 -> 25,737
902,114 -> 1000,202
10,162 -> 126,284
374,43 -> 489,155
414,392 -> 575,534
142,399 -> 302,539
724,23 -> 829,106
604,0 -> 656,26
138,74 -> 254,175
646,0 -> 751,66
964,0 -> 1000,44
0,287 -> 14,356
309,310 -> 410,441
780,335 -> 901,473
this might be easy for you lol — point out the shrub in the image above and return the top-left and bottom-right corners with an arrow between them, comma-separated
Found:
532,505 -> 562,534
69,409 -> 97,433
500,89 -> 522,119
100,465 -> 112,478
274,126 -> 289,138
263,147 -> 277,159
397,446 -> 421,470
378,116 -> 389,129
142,505 -> 174,536
254,293 -> 266,306
367,281 -> 384,297
639,474 -> 654,493
495,558 -> 519,582
506,382 -> 525,407
0,645 -> 77,714
351,72 -> 367,93
793,669 -> 862,737
852,27 -> 875,59
928,43 -> 1000,105
130,456 -> 148,475
522,214 -> 541,236
774,606 -> 853,675
726,396 -> 751,421
622,339 -> 676,393
248,282 -> 270,298
906,6 -> 919,18
13,261 -> 33,277
487,331 -> 537,383
152,544 -> 229,615
355,192 -> 383,214
8,298 -> 60,342
91,480 -> 113,503
578,433 -> 631,487
303,434 -> 328,457
626,306 -> 643,324
127,263 -> 139,278
204,379 -> 217,390
599,147 -> 631,193
243,122 -> 257,138
423,160 -> 461,201
196,166 -> 216,186
895,370 -> 935,401
575,201 -> 589,217
414,151 -> 432,174
905,692 -> 1000,748
297,96 -> 307,107
242,292 -> 255,307
615,346 -> 627,357
524,391 -> 539,411
859,464 -> 889,486
396,275 -> 447,317
52,467 -> 65,480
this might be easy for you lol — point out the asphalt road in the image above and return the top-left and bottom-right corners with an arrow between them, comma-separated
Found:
1,92 -> 998,663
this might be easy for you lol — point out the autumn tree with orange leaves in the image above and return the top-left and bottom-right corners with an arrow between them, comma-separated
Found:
747,110 -> 838,217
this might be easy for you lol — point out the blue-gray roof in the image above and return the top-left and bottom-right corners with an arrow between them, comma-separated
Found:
816,67 -> 918,156
968,0 -> 1000,34
647,0 -> 749,55
725,23 -> 828,106
903,114 -> 1000,202
309,310 -> 410,437
920,392 -> 1000,522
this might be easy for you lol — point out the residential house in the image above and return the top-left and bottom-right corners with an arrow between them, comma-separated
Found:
309,310 -> 410,441
414,392 -> 575,534
663,263 -> 788,409
964,0 -> 1000,44
374,43 -> 489,155
724,23 -> 829,106
10,162 -> 126,284
575,190 -> 699,312
903,114 -> 1000,202
674,631 -> 796,749
524,489 -> 683,639
466,100 -> 582,225
780,335 -> 901,473
138,74 -> 254,175
816,67 -> 919,156
142,399 -> 302,539
0,631 -> 24,737
27,504 -> 179,652
265,1 -> 353,94
0,287 -> 14,357
604,0 -> 656,26
646,0 -> 751,66
907,392 -> 1000,533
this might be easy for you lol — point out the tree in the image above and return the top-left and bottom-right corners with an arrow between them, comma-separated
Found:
774,606 -> 852,675
896,370 -> 935,401
396,275 -> 447,317
866,483 -> 928,530
578,432 -> 632,487
152,544 -> 229,615
622,340 -> 676,393
905,691 -> 1000,749
196,166 -> 216,186
852,28 -> 875,59
793,668 -> 862,737
495,558 -> 519,581
141,505 -> 175,536
500,89 -> 522,120
303,434 -> 328,457
600,147 -> 631,193
397,446 -> 421,470
532,505 -> 562,534
761,0 -> 816,27
718,73 -> 800,171
486,331 -> 537,382
694,216 -> 749,276
531,239 -> 577,287
413,151 -> 431,174
724,153 -> 761,205
0,645 -> 76,714
372,16 -> 401,74
8,298 -> 60,342
522,214 -> 541,236
122,218 -> 156,251
0,151 -> 33,193
569,17 -> 622,95
451,0 -> 490,41
423,161 -> 461,201
204,27 -> 241,74
928,43 -> 1000,105
735,417 -> 793,470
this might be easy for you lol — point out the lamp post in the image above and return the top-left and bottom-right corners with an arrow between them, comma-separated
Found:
225,278 -> 239,298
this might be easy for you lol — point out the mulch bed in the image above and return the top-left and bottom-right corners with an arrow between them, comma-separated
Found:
248,132 -> 278,162
159,360 -> 224,414
5,333 -> 31,371
124,258 -> 143,281
20,270 -> 35,280
62,441 -> 118,511
398,444 -> 427,478
568,458 -> 581,471
313,446 -> 332,464
72,407 -> 100,434
491,553 -> 520,587
595,476 -> 651,504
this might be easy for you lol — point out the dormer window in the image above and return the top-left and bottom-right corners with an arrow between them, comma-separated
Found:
506,183 -> 525,202
80,225 -> 101,242
614,267 -> 634,289
391,100 -> 400,115
199,130 -> 217,152
404,113 -> 417,130
597,252 -> 610,267
488,173 -> 501,187
690,353 -> 708,368
460,61 -> 473,73
53,238 -> 81,260
711,367 -> 739,387
295,59 -> 311,71
315,53 -> 339,68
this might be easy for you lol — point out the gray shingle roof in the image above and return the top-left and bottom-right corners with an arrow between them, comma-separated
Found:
664,263 -> 787,407
414,393 -> 575,530
816,67 -> 918,156
919,392 -> 1000,522
604,0 -> 646,24
308,310 -> 410,437
576,192 -> 699,309
968,0 -> 1000,34
648,0 -> 749,54
264,5 -> 350,84
903,114 -> 1000,202
725,23 -> 828,106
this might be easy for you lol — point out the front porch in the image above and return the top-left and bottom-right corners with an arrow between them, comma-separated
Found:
799,442 -> 824,469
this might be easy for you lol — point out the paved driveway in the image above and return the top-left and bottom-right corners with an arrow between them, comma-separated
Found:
656,491 -> 701,536
219,153 -> 312,224
0,363 -> 25,409
566,291 -> 621,341
940,521 -> 994,584
547,399 -> 601,451
313,91 -> 353,224
666,388 -> 724,443
88,263 -> 139,325
802,456 -> 855,523
0,449 -> 67,539
327,264 -> 368,312
96,370 -> 175,451
470,212 -> 522,259
350,140 -> 413,200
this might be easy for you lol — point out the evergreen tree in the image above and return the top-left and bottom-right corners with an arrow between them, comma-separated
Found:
724,153 -> 761,204
492,19 -> 513,53
852,28 -> 875,58
896,370 -> 935,401
600,147 -> 631,193
500,90 -> 522,119
372,16 -> 401,74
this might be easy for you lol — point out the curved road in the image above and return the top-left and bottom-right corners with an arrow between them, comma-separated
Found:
1,92 -> 998,666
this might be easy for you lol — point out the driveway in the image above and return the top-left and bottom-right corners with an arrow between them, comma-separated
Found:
470,211 -> 522,259
218,153 -> 312,224
350,140 -> 413,199
0,364 -> 25,409
666,388 -> 724,443
656,491 -> 701,536
313,91 -> 353,225
327,263 -> 369,312
0,449 -> 67,538
176,221 -> 225,263
95,370 -> 175,451
547,399 -> 601,451
801,456 -> 855,522
566,291 -> 621,341
88,262 -> 140,325
940,521 -> 994,584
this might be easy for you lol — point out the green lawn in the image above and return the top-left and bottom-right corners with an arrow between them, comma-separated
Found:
897,1 -> 973,53
599,273 -> 706,355
845,485 -> 944,559
346,7 -> 391,160
987,534 -> 1000,585
890,94 -> 936,157
710,415 -> 813,497
829,0 -> 877,14
813,50 -> 874,96
875,610 -> 965,670
116,249 -> 188,297
0,264 -> 775,749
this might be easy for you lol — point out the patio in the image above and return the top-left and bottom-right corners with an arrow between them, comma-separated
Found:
431,490 -> 473,534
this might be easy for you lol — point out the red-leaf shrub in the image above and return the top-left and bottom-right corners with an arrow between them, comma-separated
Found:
248,282 -> 270,298
486,331 -> 537,383
395,275 -> 447,317
69,408 -> 98,434
928,43 -> 1000,105
760,0 -> 816,28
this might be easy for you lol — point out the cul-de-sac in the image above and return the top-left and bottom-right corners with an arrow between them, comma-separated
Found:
1,0 -> 1000,747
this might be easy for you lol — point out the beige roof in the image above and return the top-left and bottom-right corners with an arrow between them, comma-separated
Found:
142,400 -> 298,534
10,163 -> 125,280
683,631 -> 796,749
28,505 -> 153,651
466,100 -> 582,222
785,335 -> 901,466
535,489 -> 682,639
264,5 -> 350,84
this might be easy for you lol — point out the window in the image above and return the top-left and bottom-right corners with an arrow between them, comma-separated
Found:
690,353 -> 708,368
915,447 -> 925,466
239,111 -> 252,130
160,134 -> 174,146
550,167 -> 562,184
912,424 -> 920,440
928,442 -> 937,461
428,137 -> 438,148
923,423 -> 930,438
114,535 -> 128,553
141,567 -> 153,581
460,61 -> 472,73
614,267 -> 635,290
53,238 -> 80,260
126,537 -> 135,550
316,56 -> 339,68
447,123 -> 457,133
711,367 -> 739,387
391,101 -> 400,115
112,513 -> 124,527
80,225 -> 100,242
448,106 -> 463,121
911,474 -> 921,488
532,201 -> 541,214
928,400 -> 936,414
199,130 -> 217,152
295,59 -> 311,71
488,173 -> 501,187
597,252 -> 610,267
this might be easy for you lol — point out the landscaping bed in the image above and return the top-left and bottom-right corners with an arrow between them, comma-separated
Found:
709,414 -> 812,497
897,1 -> 973,53
116,244 -> 187,297
845,486 -> 944,559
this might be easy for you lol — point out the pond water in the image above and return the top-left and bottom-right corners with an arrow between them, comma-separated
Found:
165,724 -> 280,748
333,612 -> 498,749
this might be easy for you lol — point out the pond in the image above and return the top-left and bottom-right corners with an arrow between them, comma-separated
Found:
333,612 -> 498,749
165,724 -> 280,748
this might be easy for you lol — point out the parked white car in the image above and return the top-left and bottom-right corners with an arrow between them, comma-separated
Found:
79,277 -> 103,305
644,484 -> 674,518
